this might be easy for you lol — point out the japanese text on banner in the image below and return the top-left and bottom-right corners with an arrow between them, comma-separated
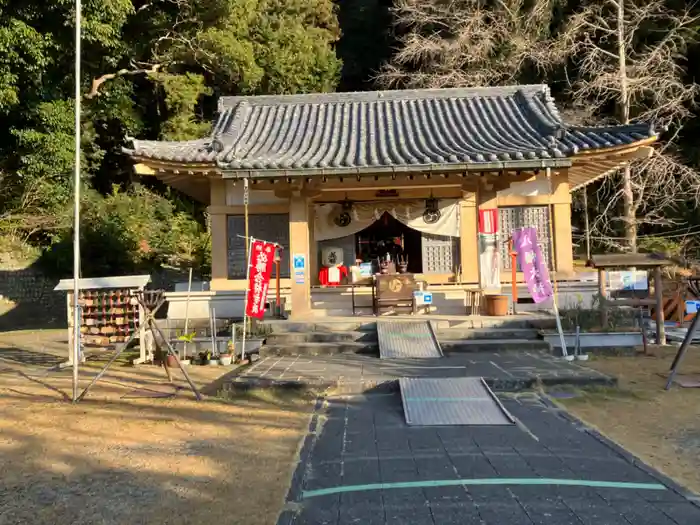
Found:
512,227 -> 553,304
245,240 -> 276,319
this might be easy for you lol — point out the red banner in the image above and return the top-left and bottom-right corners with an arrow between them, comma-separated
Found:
479,209 -> 498,234
245,240 -> 276,319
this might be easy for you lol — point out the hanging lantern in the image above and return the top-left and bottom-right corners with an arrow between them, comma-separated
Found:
333,198 -> 353,227
423,196 -> 441,224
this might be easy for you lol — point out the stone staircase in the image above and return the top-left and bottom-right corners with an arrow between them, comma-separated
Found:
262,327 -> 379,356
259,316 -> 553,357
438,327 -> 550,353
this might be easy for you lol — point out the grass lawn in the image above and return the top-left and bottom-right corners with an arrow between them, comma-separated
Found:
555,345 -> 700,495
0,329 -> 312,525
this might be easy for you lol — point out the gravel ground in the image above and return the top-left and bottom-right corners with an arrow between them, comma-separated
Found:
0,329 -> 312,525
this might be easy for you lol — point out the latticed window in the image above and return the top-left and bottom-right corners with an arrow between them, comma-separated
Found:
421,233 -> 460,274
498,206 -> 552,271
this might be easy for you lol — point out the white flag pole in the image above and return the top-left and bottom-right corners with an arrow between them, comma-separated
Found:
72,0 -> 83,401
240,236 -> 254,362
545,167 -> 570,359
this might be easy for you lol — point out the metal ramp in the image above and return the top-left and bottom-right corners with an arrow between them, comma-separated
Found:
377,321 -> 443,359
399,377 -> 515,426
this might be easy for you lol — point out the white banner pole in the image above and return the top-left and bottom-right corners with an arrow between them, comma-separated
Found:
240,236 -> 254,362
72,0 -> 83,402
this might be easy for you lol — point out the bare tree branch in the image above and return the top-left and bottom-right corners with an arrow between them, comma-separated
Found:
559,0 -> 700,250
375,0 -> 565,89
87,63 -> 163,99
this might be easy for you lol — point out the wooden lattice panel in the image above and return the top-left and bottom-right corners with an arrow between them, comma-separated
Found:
499,206 -> 552,271
421,233 -> 460,274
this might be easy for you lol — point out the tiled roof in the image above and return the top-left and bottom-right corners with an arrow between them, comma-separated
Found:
124,85 -> 656,174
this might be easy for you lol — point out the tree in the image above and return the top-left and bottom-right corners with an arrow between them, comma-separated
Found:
0,0 -> 342,274
376,0 -> 562,89
560,0 -> 700,252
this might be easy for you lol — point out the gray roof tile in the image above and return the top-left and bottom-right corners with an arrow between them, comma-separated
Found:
124,85 -> 656,173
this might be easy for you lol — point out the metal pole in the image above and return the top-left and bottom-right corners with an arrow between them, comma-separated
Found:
72,0 -> 83,402
244,178 -> 250,261
666,307 -> 700,389
509,238 -> 517,315
240,236 -> 254,362
182,267 -> 193,359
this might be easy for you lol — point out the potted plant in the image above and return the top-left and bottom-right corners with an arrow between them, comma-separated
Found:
177,331 -> 196,366
198,350 -> 212,365
219,341 -> 235,366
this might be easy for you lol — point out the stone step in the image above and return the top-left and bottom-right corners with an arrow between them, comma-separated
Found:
263,320 -> 379,333
437,328 -> 541,341
440,338 -> 551,353
266,331 -> 378,344
260,341 -> 379,357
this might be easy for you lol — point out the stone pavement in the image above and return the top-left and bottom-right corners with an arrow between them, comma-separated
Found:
277,392 -> 700,525
228,352 -> 615,394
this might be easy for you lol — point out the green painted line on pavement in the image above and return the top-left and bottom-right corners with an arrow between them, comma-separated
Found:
301,478 -> 667,499
403,397 -> 491,402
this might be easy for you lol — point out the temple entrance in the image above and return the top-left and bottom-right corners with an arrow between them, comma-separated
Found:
355,212 -> 423,273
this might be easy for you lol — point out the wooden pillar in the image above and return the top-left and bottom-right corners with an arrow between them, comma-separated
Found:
308,203 -> 318,286
459,191 -> 479,284
476,182 -> 499,292
289,193 -> 312,318
552,202 -> 574,277
209,179 -> 228,284
654,266 -> 666,345
598,268 -> 608,327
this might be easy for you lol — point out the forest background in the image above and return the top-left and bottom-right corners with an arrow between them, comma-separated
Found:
1,0 -> 699,279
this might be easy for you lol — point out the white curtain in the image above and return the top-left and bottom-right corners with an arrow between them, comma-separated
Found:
314,199 -> 461,241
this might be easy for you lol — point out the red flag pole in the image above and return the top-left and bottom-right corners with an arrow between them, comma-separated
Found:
240,236 -> 254,363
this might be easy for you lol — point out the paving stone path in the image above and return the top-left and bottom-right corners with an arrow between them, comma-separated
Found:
230,352 -> 614,394
277,392 -> 700,525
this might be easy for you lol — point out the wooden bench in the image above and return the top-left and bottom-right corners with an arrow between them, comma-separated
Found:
464,288 -> 483,316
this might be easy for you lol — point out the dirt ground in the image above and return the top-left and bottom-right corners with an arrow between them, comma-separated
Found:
557,345 -> 700,495
0,330 -> 312,525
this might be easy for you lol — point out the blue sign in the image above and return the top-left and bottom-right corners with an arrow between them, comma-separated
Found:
359,262 -> 373,277
293,254 -> 306,270
686,301 -> 700,314
413,291 -> 433,306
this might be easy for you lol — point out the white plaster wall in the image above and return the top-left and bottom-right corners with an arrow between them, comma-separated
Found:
497,175 -> 550,197
225,182 -> 287,206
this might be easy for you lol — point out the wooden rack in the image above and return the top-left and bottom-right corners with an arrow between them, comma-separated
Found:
71,289 -> 142,346
54,275 -> 151,364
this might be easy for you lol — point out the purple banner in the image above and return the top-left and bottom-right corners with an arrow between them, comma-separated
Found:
512,227 -> 553,304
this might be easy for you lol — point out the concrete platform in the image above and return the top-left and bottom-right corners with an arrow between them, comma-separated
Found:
221,352 -> 615,395
262,313 -> 556,333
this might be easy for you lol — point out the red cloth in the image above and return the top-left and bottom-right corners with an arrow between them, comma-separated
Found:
479,209 -> 498,234
245,240 -> 276,319
319,265 -> 348,286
